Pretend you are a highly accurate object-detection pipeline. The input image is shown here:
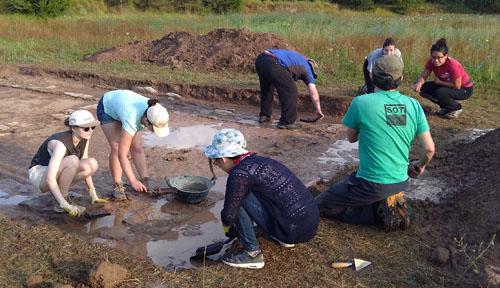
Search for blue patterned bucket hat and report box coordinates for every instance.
[204,129,248,158]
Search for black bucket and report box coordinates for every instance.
[165,176,215,204]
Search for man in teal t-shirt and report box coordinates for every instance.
[315,55,435,231]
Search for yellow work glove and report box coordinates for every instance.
[223,225,238,238]
[223,225,231,235]
[88,188,109,204]
[60,202,82,217]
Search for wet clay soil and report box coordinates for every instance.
[0,70,358,271]
[0,68,498,287]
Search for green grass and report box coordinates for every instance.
[0,11,498,90]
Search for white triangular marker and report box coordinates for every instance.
[354,258,371,271]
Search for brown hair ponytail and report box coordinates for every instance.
[147,99,159,108]
[431,38,448,55]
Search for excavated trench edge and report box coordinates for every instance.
[20,66,353,117]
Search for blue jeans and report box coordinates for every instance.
[235,192,271,252]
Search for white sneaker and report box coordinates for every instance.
[442,109,463,119]
[270,236,295,248]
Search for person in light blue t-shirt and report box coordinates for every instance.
[96,90,170,200]
[316,55,435,232]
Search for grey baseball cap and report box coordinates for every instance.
[373,54,404,79]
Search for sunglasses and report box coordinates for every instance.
[82,126,96,132]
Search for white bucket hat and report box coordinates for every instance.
[68,110,100,127]
[147,103,170,137]
[204,129,248,158]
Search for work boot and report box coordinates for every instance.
[222,250,265,269]
[277,123,300,130]
[377,192,410,232]
[258,115,271,123]
[390,192,410,230]
[111,183,128,201]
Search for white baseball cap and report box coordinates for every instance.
[68,110,100,127]
[146,103,170,137]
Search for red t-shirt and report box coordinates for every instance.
[425,57,473,88]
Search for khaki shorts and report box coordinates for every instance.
[28,165,48,193]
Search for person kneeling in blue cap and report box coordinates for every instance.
[204,129,319,269]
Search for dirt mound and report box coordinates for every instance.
[413,128,500,286]
[85,28,295,72]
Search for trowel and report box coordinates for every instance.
[331,258,371,271]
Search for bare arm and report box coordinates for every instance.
[408,131,435,178]
[308,84,324,119]
[45,140,70,206]
[434,76,462,90]
[118,130,146,192]
[411,69,431,93]
[344,126,358,143]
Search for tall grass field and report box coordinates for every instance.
[0,11,497,89]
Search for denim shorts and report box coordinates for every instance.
[96,96,117,124]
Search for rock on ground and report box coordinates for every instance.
[88,261,128,288]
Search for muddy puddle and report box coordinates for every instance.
[142,124,222,149]
[84,176,229,271]
[0,177,229,271]
[0,179,33,205]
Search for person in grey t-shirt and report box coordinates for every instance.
[361,37,403,94]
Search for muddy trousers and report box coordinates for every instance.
[314,173,408,225]
[420,81,473,111]
[255,53,298,125]
[362,59,375,93]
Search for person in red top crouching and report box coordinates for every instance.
[412,38,473,119]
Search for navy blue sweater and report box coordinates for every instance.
[221,154,319,244]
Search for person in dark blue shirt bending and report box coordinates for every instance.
[204,129,319,269]
[256,49,324,129]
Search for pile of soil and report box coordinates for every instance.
[412,128,500,286]
[85,28,295,72]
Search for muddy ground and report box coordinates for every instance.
[0,65,498,288]
[0,25,500,287]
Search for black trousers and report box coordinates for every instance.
[362,58,375,93]
[255,53,298,125]
[315,172,408,225]
[420,81,473,111]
